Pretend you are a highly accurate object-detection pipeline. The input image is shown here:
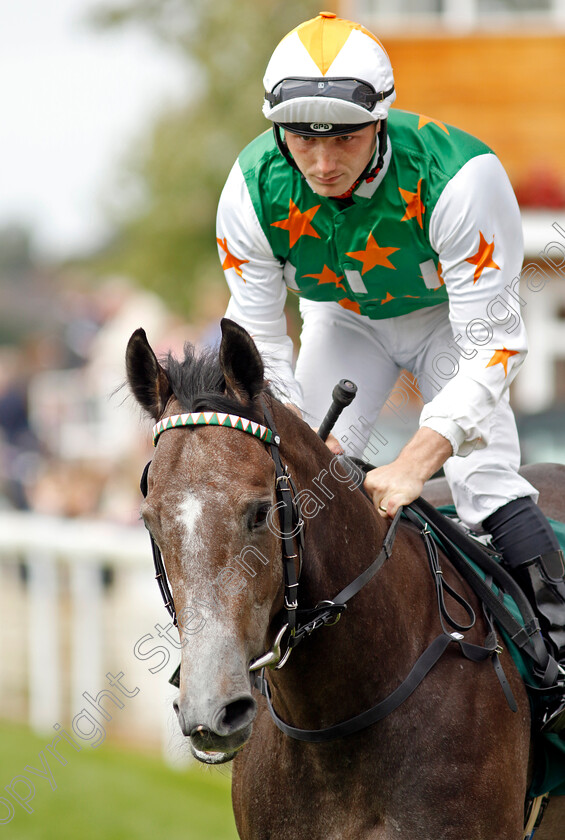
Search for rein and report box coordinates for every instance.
[255,504,509,744]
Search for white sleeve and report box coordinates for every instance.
[420,153,527,456]
[216,159,303,407]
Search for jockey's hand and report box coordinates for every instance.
[312,428,343,456]
[364,462,425,518]
[364,427,453,518]
[324,431,344,456]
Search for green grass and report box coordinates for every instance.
[0,721,239,839]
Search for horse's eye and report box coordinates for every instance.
[249,503,271,530]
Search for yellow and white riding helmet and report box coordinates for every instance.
[263,12,396,139]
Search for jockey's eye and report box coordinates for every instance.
[248,502,272,530]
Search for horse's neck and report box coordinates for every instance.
[270,402,432,727]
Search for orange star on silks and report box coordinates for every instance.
[217,237,249,280]
[304,265,346,291]
[271,200,321,248]
[466,232,501,284]
[486,348,519,377]
[381,292,395,304]
[346,234,399,275]
[338,298,361,314]
[399,179,425,229]
[418,115,450,134]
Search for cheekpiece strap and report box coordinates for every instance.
[261,401,302,634]
[152,411,275,447]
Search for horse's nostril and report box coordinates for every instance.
[190,724,211,739]
[216,696,257,736]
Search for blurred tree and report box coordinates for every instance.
[90,0,321,319]
[0,225,35,275]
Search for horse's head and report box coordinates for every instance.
[126,319,289,763]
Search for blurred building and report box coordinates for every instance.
[348,0,565,198]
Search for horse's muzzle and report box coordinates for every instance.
[173,693,257,764]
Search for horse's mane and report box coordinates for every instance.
[162,342,267,423]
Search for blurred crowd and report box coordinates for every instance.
[0,275,221,524]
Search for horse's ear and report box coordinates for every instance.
[126,328,172,420]
[219,318,265,402]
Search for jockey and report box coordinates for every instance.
[216,12,565,677]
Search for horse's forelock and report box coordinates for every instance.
[162,342,266,421]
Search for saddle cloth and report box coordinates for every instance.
[437,505,565,799]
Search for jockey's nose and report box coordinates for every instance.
[315,144,338,176]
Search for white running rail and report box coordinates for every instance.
[0,511,185,762]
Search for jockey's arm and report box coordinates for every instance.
[365,152,527,516]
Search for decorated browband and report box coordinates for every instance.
[152,411,276,447]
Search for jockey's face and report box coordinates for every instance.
[284,123,378,197]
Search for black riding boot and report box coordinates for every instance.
[484,497,565,732]
[484,497,565,663]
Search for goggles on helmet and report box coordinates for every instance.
[265,77,394,113]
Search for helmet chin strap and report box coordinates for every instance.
[371,120,388,178]
[349,120,387,185]
[273,123,301,173]
[272,120,388,193]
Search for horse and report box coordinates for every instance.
[126,318,565,840]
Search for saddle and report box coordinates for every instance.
[403,495,565,800]
[408,498,560,690]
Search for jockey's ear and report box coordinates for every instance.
[219,318,265,403]
[126,328,172,420]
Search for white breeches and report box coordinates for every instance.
[294,299,537,531]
